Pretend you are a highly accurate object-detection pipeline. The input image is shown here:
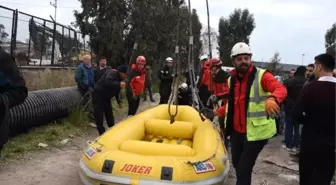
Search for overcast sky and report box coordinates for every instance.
[0,0,335,65]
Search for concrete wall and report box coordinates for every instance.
[19,66,77,91]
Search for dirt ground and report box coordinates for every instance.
[0,96,300,185]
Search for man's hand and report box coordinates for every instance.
[118,103,123,109]
[88,87,94,93]
[120,82,126,88]
[212,105,219,116]
[132,93,138,100]
[265,97,280,118]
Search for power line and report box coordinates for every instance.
[0,1,76,8]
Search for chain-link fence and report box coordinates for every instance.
[0,5,91,66]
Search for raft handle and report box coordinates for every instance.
[101,160,115,173]
[161,166,173,181]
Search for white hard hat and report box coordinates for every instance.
[166,57,173,62]
[179,83,188,89]
[230,42,252,58]
[200,55,208,61]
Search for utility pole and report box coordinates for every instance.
[50,0,57,22]
[301,53,305,65]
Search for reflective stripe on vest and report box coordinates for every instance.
[227,68,276,141]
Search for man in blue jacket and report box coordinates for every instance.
[0,47,28,155]
[75,54,94,96]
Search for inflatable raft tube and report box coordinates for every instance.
[79,105,230,185]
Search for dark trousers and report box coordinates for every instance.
[143,82,154,101]
[159,84,171,104]
[231,131,268,185]
[92,92,114,135]
[198,85,211,108]
[284,112,300,148]
[127,92,140,116]
[299,144,335,185]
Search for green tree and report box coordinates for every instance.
[0,24,9,45]
[325,23,335,58]
[218,8,255,66]
[73,0,202,71]
[267,51,283,76]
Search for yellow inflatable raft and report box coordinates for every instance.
[79,105,230,185]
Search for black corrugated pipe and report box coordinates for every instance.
[8,87,82,134]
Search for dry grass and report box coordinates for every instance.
[21,68,76,91]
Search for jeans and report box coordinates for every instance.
[284,113,300,148]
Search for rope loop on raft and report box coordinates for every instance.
[168,5,181,124]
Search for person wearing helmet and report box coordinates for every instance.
[177,82,192,106]
[208,57,230,130]
[92,65,128,135]
[197,55,212,108]
[221,42,287,185]
[158,57,174,104]
[125,56,146,116]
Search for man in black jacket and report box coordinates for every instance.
[158,57,174,104]
[293,53,335,185]
[282,66,306,152]
[93,56,111,83]
[92,65,128,135]
[303,63,315,87]
[0,47,28,154]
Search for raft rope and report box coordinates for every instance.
[185,0,211,122]
[168,3,181,124]
[185,125,221,165]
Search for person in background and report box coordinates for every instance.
[92,65,128,135]
[209,58,230,129]
[303,63,315,87]
[197,55,212,108]
[177,83,192,106]
[75,54,94,96]
[94,56,111,83]
[282,66,306,152]
[158,57,174,104]
[288,69,295,79]
[126,56,146,116]
[223,42,287,185]
[143,65,155,102]
[0,47,28,155]
[293,53,335,185]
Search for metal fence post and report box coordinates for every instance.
[39,20,46,66]
[28,18,32,61]
[51,21,56,65]
[61,26,64,66]
[74,31,79,64]
[10,9,18,56]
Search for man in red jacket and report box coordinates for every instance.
[222,42,287,185]
[126,56,146,116]
[208,58,230,129]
